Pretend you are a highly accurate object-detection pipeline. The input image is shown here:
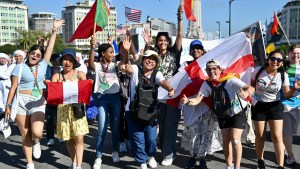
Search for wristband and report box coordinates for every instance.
[5,103,12,107]
[91,47,95,51]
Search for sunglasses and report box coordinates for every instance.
[269,56,283,62]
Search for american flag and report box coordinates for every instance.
[116,24,127,35]
[125,6,142,23]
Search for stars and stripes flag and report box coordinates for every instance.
[125,6,142,23]
[46,80,93,105]
[116,24,127,35]
[158,32,254,109]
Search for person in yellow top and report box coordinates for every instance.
[50,49,89,169]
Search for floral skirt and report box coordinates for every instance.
[57,104,89,140]
[181,110,223,157]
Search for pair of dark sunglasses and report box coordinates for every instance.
[269,56,283,62]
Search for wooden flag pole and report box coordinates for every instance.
[93,21,97,39]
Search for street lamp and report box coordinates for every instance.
[146,15,151,37]
[228,0,235,36]
[216,21,221,39]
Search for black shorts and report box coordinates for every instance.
[218,111,247,129]
[251,101,284,121]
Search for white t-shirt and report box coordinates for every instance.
[94,62,120,94]
[251,66,289,102]
[199,78,246,102]
[125,65,165,111]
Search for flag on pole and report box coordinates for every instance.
[47,80,93,105]
[116,24,127,35]
[125,6,142,23]
[108,32,119,55]
[184,0,196,22]
[265,43,275,54]
[268,12,284,43]
[69,0,111,42]
[158,32,253,109]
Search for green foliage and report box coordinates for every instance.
[15,29,46,50]
[277,44,290,54]
[0,44,18,55]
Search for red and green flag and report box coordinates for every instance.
[268,11,284,43]
[69,0,111,42]
[184,0,196,22]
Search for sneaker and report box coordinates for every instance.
[93,158,102,169]
[26,163,35,169]
[139,163,147,169]
[286,154,297,165]
[199,159,208,169]
[225,166,234,169]
[246,141,255,148]
[119,142,127,153]
[277,166,285,169]
[148,157,157,169]
[161,157,174,166]
[32,142,41,159]
[185,157,196,169]
[68,163,76,169]
[257,159,266,169]
[47,139,55,146]
[112,151,120,163]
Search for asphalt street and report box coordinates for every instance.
[0,119,300,169]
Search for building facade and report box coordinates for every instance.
[29,12,61,35]
[279,0,300,44]
[62,0,117,50]
[0,0,28,46]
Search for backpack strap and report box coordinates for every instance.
[206,80,214,89]
[253,66,265,87]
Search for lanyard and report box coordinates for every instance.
[100,61,109,81]
[29,64,39,88]
[268,72,277,87]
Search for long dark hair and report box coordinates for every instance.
[25,45,45,65]
[154,32,172,53]
[265,49,289,72]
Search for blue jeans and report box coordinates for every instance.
[126,111,157,164]
[158,102,181,158]
[94,93,121,158]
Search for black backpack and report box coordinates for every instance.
[207,80,232,119]
[129,66,159,125]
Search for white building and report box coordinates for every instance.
[0,0,28,46]
[279,0,300,44]
[29,12,60,34]
[62,0,117,50]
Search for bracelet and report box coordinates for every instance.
[91,47,95,51]
[177,15,183,21]
[5,103,12,107]
[168,88,173,92]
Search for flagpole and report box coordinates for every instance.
[123,4,129,29]
[274,10,290,45]
[93,22,96,39]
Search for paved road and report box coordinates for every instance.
[1,119,300,169]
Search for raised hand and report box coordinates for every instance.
[122,35,131,52]
[90,36,96,48]
[107,35,114,45]
[142,29,151,44]
[53,19,65,31]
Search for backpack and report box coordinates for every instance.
[115,66,130,102]
[207,80,233,119]
[129,66,159,125]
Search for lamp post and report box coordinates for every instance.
[146,15,151,37]
[216,21,220,39]
[228,0,235,36]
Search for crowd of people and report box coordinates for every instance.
[1,2,300,169]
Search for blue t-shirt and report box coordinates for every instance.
[12,59,49,90]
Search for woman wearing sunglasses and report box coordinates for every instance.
[251,49,300,169]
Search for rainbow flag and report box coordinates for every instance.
[184,0,196,22]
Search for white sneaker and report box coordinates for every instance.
[47,139,55,146]
[93,158,102,169]
[139,163,148,169]
[26,163,35,169]
[148,157,157,169]
[286,154,297,165]
[68,163,76,169]
[119,142,127,153]
[161,158,173,166]
[32,142,41,159]
[112,151,120,162]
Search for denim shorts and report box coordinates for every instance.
[17,93,46,115]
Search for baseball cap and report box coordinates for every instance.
[190,40,203,50]
[206,59,221,68]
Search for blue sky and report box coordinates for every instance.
[25,0,287,37]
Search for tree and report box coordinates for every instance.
[0,44,18,54]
